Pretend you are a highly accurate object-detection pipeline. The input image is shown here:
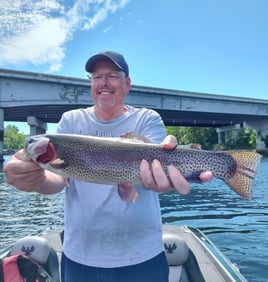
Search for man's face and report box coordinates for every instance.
[91,60,131,112]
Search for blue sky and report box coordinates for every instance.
[1,0,267,132]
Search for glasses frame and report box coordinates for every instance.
[89,71,126,83]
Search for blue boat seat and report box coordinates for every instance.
[9,236,60,282]
[163,232,190,282]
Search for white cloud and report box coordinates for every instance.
[103,26,112,33]
[0,0,128,71]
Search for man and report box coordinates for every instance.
[3,51,212,281]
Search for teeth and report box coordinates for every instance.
[98,88,113,94]
[99,91,112,95]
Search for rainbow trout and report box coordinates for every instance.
[24,133,261,201]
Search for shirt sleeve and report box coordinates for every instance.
[137,109,166,144]
[56,111,74,134]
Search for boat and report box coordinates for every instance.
[0,225,247,282]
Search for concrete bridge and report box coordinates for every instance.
[1,68,268,158]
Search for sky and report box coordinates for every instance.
[1,0,267,133]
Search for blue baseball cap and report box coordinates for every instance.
[85,51,129,76]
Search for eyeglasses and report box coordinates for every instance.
[90,71,126,83]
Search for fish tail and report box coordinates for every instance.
[223,151,261,199]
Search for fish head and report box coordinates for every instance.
[24,135,57,163]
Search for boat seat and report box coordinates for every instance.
[9,236,60,282]
[163,232,190,282]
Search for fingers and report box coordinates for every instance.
[3,155,45,192]
[199,171,213,182]
[8,170,46,192]
[14,149,27,160]
[149,160,173,192]
[167,165,190,195]
[140,159,189,194]
[140,159,158,190]
[161,135,177,151]
[140,159,169,191]
[140,159,212,195]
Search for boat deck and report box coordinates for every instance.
[42,225,246,282]
[162,225,244,282]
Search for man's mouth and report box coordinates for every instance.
[97,88,114,95]
[98,91,113,95]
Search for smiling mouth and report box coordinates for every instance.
[97,86,115,94]
[98,90,114,95]
[99,92,112,95]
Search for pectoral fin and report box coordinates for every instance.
[118,183,138,202]
[50,158,66,169]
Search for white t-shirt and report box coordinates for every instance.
[57,105,166,267]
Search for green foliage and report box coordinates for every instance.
[4,125,26,150]
[166,126,256,150]
[166,126,218,149]
[225,129,256,149]
[248,130,257,147]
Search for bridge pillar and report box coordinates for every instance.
[216,124,241,145]
[0,108,4,161]
[27,116,47,136]
[243,121,268,152]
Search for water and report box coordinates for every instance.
[0,157,267,281]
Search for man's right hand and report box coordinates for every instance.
[3,149,47,192]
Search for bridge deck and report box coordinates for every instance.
[1,68,268,127]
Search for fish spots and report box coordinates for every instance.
[25,133,261,200]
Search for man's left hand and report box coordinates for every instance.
[140,135,213,194]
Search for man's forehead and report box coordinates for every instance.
[92,60,121,72]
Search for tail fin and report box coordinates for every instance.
[223,151,261,199]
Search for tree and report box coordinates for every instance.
[4,125,25,150]
[166,126,256,150]
[166,126,218,149]
[225,129,256,149]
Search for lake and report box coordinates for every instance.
[0,156,267,281]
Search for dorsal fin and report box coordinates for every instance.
[119,132,152,143]
[177,143,202,150]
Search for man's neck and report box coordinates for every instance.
[93,105,128,121]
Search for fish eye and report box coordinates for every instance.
[27,138,34,144]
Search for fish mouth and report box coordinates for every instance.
[37,142,57,163]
